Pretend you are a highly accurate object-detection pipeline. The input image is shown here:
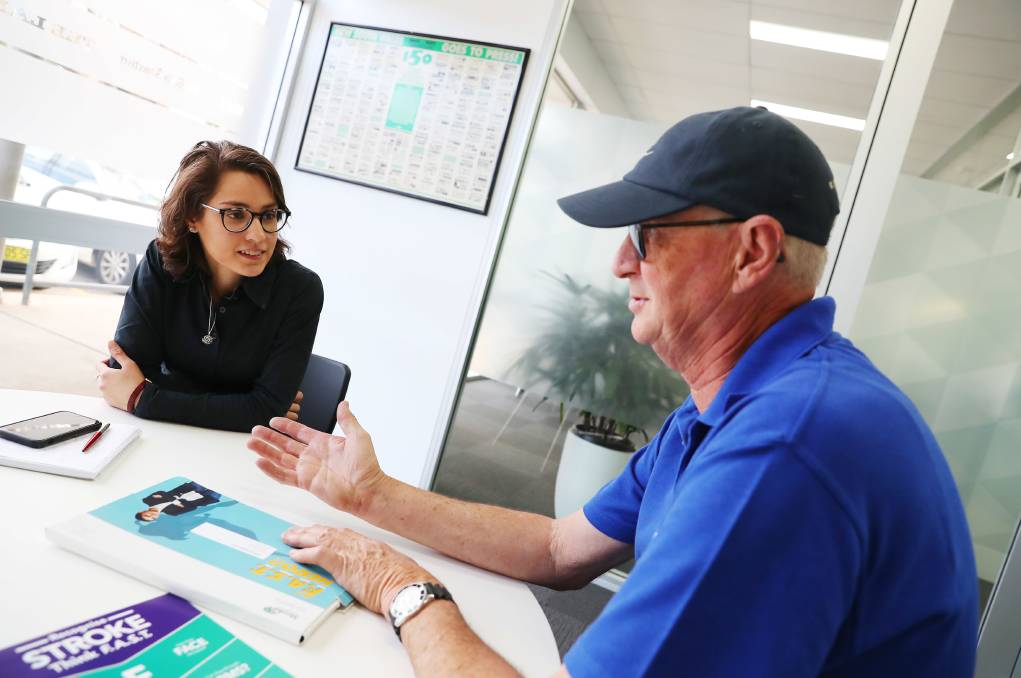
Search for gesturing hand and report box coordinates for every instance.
[247,402,388,516]
[95,340,144,411]
[283,524,435,616]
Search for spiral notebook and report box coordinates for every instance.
[0,423,139,479]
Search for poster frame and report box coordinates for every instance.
[294,21,531,215]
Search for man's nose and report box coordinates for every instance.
[612,233,639,278]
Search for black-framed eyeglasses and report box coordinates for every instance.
[627,218,743,260]
[200,203,291,233]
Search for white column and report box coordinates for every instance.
[0,138,26,303]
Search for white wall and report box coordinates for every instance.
[270,0,569,486]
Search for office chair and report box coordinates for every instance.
[297,354,352,433]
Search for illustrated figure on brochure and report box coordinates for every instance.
[133,480,258,544]
[135,480,223,521]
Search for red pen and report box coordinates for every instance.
[82,423,110,453]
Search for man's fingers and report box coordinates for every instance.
[250,425,307,457]
[268,416,322,445]
[246,437,299,470]
[336,401,364,437]
[289,545,327,566]
[283,525,332,548]
[255,458,298,486]
[288,402,300,414]
[294,391,304,403]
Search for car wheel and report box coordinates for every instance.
[97,250,136,285]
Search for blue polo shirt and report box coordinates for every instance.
[564,297,977,677]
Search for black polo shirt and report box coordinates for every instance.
[113,240,324,432]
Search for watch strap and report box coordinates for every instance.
[422,582,453,603]
[392,582,454,639]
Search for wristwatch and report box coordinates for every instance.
[388,582,454,639]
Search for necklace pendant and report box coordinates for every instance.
[202,334,215,345]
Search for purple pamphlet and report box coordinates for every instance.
[0,594,291,677]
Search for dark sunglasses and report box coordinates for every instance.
[627,218,744,260]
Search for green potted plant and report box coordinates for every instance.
[508,272,689,516]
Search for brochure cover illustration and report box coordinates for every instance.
[0,594,292,677]
[47,477,353,644]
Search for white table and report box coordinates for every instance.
[0,390,560,677]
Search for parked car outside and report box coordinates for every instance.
[5,149,159,286]
[2,162,79,285]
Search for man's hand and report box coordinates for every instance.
[96,340,144,410]
[286,390,303,421]
[247,402,388,516]
[283,524,435,616]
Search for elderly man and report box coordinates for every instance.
[247,106,977,677]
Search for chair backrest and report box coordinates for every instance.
[297,354,351,433]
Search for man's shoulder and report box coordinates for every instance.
[713,337,937,486]
[737,337,914,431]
[717,337,945,509]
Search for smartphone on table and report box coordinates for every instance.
[0,411,102,448]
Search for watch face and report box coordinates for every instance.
[391,584,427,621]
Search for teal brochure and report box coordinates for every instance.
[90,477,354,609]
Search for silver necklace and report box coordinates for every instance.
[202,297,217,345]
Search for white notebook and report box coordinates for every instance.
[0,423,139,479]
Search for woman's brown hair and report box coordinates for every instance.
[158,140,290,278]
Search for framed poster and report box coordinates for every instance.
[295,23,530,214]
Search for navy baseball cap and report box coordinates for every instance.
[557,106,840,246]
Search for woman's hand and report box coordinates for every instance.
[283,524,436,616]
[247,402,389,517]
[96,341,144,411]
[286,390,303,421]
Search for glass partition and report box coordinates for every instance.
[0,0,300,286]
[435,106,679,518]
[842,0,1021,612]
[433,0,904,597]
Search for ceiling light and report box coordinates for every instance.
[750,20,888,61]
[751,100,866,131]
[1008,152,1016,161]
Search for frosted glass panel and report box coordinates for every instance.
[849,177,1021,584]
[0,0,282,181]
[845,0,1021,604]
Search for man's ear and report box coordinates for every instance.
[732,214,784,294]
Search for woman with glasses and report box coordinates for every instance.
[95,140,324,432]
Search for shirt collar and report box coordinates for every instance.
[697,296,836,427]
[178,257,278,310]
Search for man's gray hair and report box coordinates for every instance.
[782,235,828,290]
